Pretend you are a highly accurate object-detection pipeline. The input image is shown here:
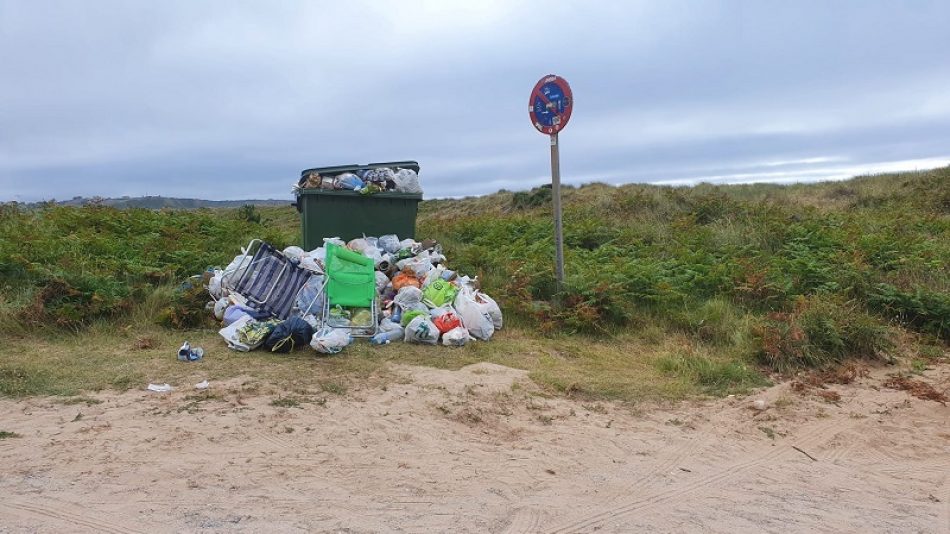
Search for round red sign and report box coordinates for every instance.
[529,75,573,135]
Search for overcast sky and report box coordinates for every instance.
[2,1,949,201]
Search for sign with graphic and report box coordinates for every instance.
[529,74,573,134]
[528,74,573,296]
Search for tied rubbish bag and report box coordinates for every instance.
[431,306,462,333]
[393,168,422,194]
[404,315,439,345]
[375,271,390,293]
[282,246,305,262]
[393,286,423,309]
[378,234,401,254]
[219,315,254,352]
[455,291,495,341]
[442,326,470,347]
[213,297,229,320]
[400,309,429,328]
[397,254,433,278]
[264,317,314,353]
[392,269,421,291]
[364,167,396,184]
[310,327,353,354]
[422,279,458,308]
[476,292,503,330]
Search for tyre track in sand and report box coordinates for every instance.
[823,431,860,464]
[942,470,950,534]
[502,506,542,534]
[538,424,720,529]
[613,431,713,502]
[546,416,857,533]
[0,500,148,534]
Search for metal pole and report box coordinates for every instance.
[550,132,565,296]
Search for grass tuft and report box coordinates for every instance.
[656,351,769,396]
[270,396,303,408]
[319,380,348,396]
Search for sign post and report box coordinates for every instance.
[529,74,573,296]
[550,132,564,289]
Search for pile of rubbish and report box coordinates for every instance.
[293,167,422,196]
[205,235,502,355]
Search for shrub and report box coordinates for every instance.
[420,169,948,348]
[754,297,892,372]
[156,283,217,329]
[0,204,292,328]
[510,187,552,210]
[732,261,789,310]
[238,204,261,223]
[869,284,950,340]
[689,191,736,225]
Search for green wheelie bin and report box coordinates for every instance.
[294,161,423,250]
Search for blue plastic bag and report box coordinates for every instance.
[336,173,364,190]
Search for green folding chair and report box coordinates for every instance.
[321,243,378,337]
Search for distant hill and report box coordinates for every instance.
[27,196,291,209]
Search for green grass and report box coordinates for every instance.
[655,350,770,396]
[0,322,708,403]
[1,167,948,402]
[0,430,22,439]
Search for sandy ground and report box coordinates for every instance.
[0,361,948,534]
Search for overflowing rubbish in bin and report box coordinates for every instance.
[205,235,502,354]
[293,165,422,196]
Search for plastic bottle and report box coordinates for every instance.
[371,330,403,345]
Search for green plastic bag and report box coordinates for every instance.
[400,309,429,327]
[422,279,459,307]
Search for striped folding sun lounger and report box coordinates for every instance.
[229,241,313,320]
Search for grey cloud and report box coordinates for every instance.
[2,1,949,202]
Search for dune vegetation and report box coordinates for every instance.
[0,167,947,401]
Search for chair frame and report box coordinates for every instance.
[223,239,315,320]
[318,245,378,338]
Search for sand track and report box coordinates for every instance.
[1,362,947,533]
